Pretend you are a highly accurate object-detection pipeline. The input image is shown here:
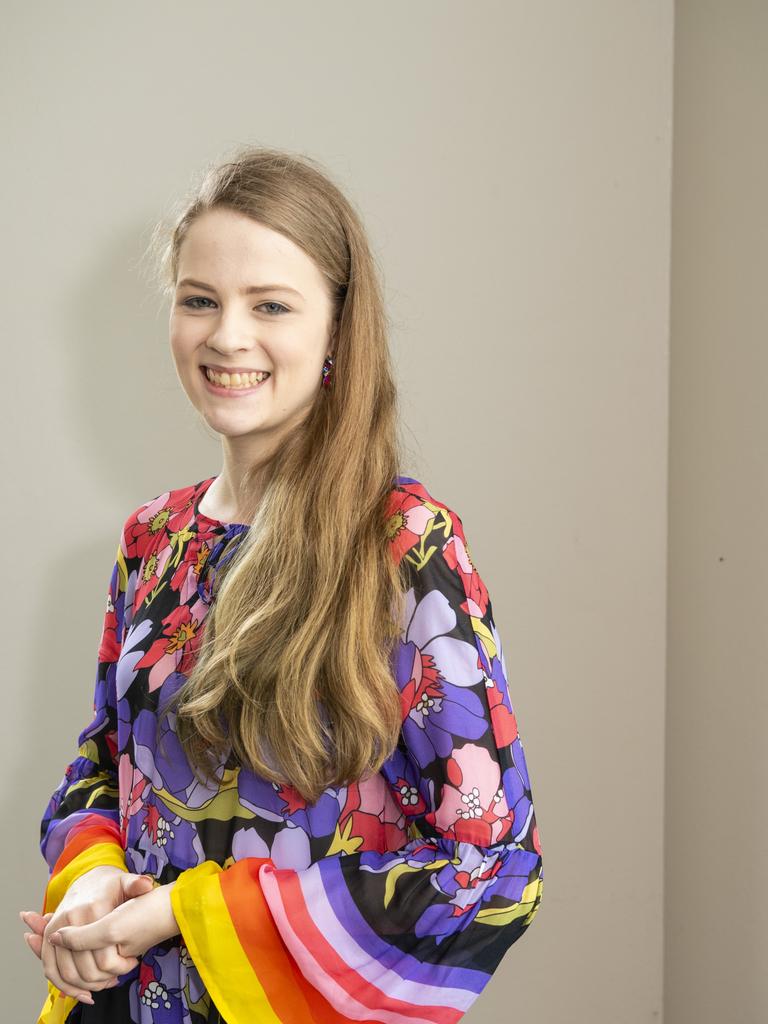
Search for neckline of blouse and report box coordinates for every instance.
[192,472,413,532]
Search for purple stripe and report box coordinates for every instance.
[298,863,474,1011]
[317,854,489,995]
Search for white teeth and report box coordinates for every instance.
[204,367,270,388]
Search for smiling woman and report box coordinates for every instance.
[166,204,339,460]
[29,145,544,1024]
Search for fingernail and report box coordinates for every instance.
[49,932,61,945]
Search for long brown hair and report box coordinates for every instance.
[145,146,410,804]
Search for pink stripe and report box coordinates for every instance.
[296,865,472,1012]
[259,865,446,1024]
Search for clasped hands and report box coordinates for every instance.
[19,865,180,1006]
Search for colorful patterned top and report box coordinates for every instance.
[37,474,544,1024]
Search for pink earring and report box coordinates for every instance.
[321,355,334,390]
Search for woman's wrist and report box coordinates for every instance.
[156,882,181,940]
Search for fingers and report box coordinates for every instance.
[121,874,155,900]
[48,940,126,998]
[20,910,52,961]
[92,944,140,975]
[23,908,139,977]
[23,928,136,977]
[20,910,50,935]
[40,933,96,1005]
[23,931,43,959]
[52,943,119,988]
[19,913,44,958]
[40,915,137,990]
[29,878,151,1001]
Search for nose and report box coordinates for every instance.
[207,331,253,354]
[206,308,258,353]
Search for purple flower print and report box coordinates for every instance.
[395,585,490,769]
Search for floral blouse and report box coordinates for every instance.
[36,474,544,1024]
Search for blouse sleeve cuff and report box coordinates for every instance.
[42,818,127,915]
[170,858,344,1024]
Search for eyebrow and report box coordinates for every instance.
[176,277,304,299]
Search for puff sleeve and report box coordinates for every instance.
[169,488,544,1024]
[38,511,140,915]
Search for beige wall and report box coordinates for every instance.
[2,2,762,1022]
[666,2,768,1022]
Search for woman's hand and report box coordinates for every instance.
[19,866,155,1004]
[48,879,180,962]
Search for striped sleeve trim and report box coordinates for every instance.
[170,858,479,1024]
[42,816,126,915]
[171,859,357,1024]
[259,861,467,1024]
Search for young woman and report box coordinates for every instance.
[20,146,544,1024]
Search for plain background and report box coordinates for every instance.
[2,1,765,1021]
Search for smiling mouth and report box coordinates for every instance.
[202,366,271,390]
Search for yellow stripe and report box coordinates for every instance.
[171,862,283,1024]
[36,984,78,1024]
[44,842,127,914]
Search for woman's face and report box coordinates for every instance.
[169,206,336,450]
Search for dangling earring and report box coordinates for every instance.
[321,354,334,390]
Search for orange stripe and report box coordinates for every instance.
[220,859,353,1023]
[171,862,284,1024]
[50,817,123,877]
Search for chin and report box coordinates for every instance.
[204,414,270,437]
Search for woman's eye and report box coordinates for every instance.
[181,297,288,315]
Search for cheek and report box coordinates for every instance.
[286,365,322,396]
[168,329,197,369]
[287,347,325,381]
